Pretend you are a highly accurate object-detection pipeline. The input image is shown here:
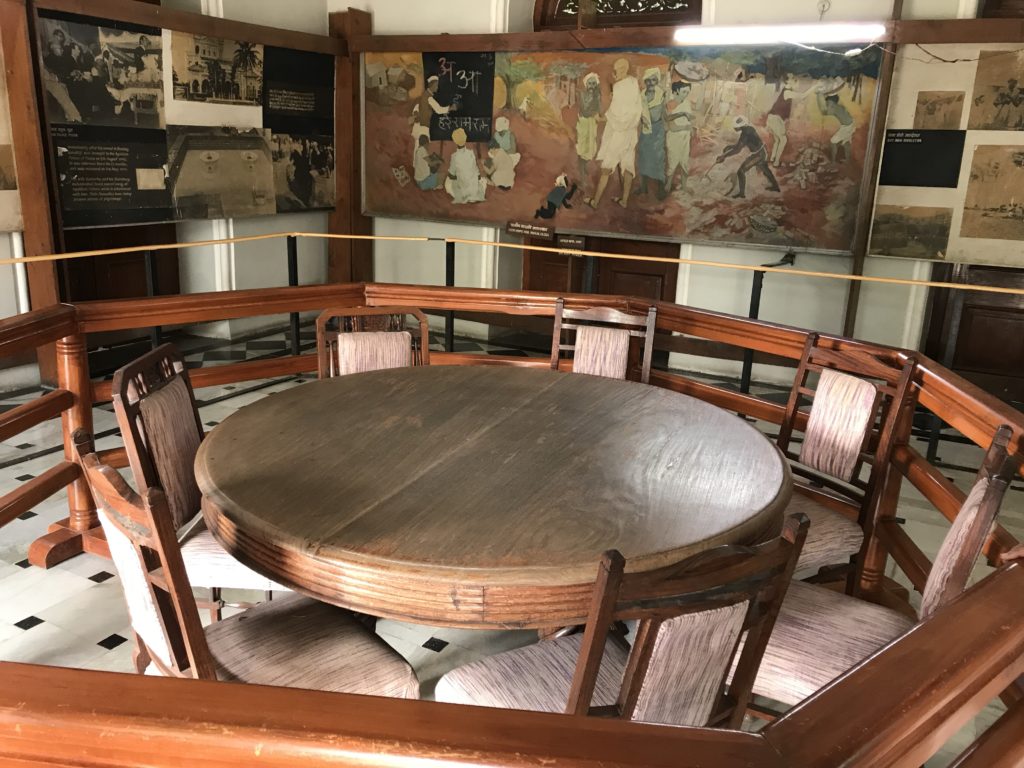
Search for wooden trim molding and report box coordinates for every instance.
[32,0,345,55]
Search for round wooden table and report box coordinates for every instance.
[196,366,791,629]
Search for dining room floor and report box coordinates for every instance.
[0,325,1020,764]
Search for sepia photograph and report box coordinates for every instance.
[961,144,1024,240]
[38,13,163,128]
[0,45,22,232]
[913,90,964,130]
[271,133,335,211]
[171,32,263,106]
[870,204,952,259]
[967,49,1024,130]
[167,125,275,220]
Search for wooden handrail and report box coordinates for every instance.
[948,698,1024,768]
[0,461,79,528]
[0,304,76,359]
[0,389,73,442]
[0,565,1020,767]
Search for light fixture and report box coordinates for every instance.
[673,22,886,47]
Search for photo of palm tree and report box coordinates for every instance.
[171,32,263,106]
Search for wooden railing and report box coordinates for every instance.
[5,279,1023,594]
[1,562,1021,767]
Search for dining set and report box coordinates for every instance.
[77,298,1021,727]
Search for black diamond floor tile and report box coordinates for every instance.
[14,443,33,450]
[97,633,128,650]
[88,571,115,584]
[17,511,37,520]
[15,474,34,482]
[15,616,43,630]
[422,637,449,653]
[15,559,30,568]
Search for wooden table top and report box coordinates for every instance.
[196,366,790,628]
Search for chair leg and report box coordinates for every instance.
[131,633,151,675]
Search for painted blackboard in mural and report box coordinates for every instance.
[420,53,496,144]
[362,46,882,252]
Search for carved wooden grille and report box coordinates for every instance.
[535,0,701,29]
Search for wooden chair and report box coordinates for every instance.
[550,299,657,384]
[316,306,430,379]
[75,431,419,698]
[748,425,1021,709]
[435,514,808,729]
[777,334,917,583]
[112,344,286,621]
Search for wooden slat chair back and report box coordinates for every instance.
[917,424,1019,620]
[550,298,657,384]
[316,306,430,379]
[778,335,918,522]
[74,431,216,679]
[568,513,809,729]
[111,344,204,532]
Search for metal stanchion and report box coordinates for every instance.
[739,251,795,394]
[143,250,162,349]
[287,235,300,356]
[445,241,455,353]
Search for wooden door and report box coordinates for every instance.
[523,235,679,303]
[924,264,1024,406]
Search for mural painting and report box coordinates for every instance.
[362,46,882,252]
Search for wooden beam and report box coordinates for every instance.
[328,9,373,284]
[843,0,903,338]
[350,19,1024,55]
[32,0,344,55]
[0,0,60,383]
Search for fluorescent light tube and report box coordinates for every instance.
[673,23,887,46]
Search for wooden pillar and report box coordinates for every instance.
[842,0,904,338]
[28,333,105,568]
[0,0,61,384]
[328,8,374,284]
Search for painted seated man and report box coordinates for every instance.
[445,128,487,204]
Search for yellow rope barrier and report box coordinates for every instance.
[3,230,1023,298]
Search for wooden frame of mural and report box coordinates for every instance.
[361,44,885,255]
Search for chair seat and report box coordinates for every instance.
[751,580,914,707]
[204,594,419,698]
[788,491,864,577]
[435,633,627,713]
[181,527,288,593]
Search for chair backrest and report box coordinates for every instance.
[918,425,1020,620]
[316,306,430,379]
[566,513,809,729]
[777,334,917,517]
[112,344,205,532]
[550,298,657,384]
[74,430,216,680]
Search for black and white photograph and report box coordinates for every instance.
[38,12,163,128]
[167,125,275,220]
[271,133,335,211]
[171,32,263,106]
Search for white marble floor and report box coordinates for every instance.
[0,334,1019,764]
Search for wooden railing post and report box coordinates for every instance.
[28,333,106,568]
